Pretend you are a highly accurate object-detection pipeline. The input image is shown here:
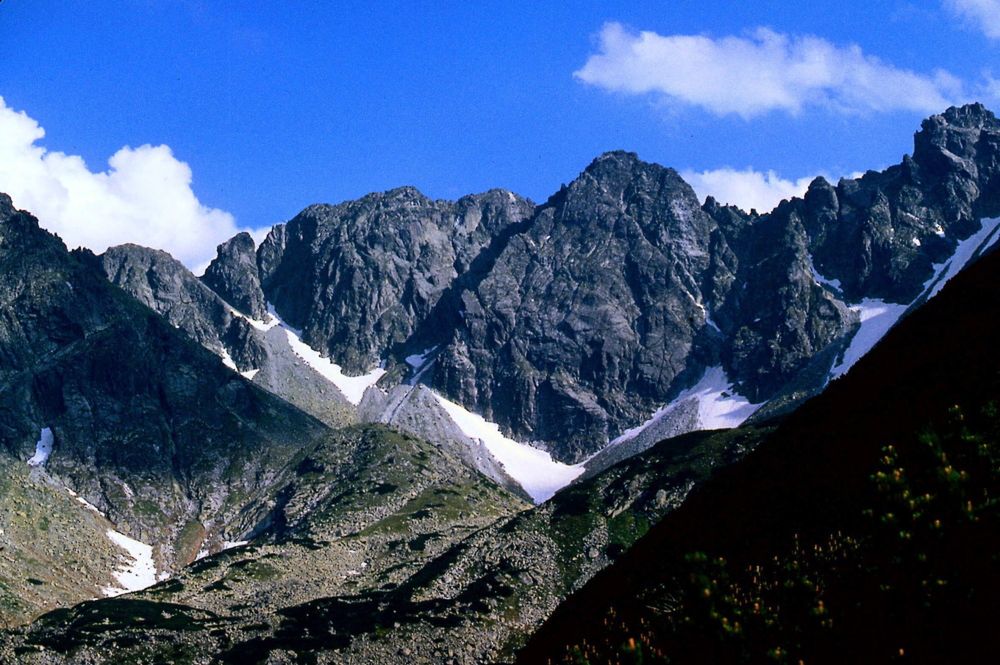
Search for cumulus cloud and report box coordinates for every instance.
[575,23,964,118]
[682,167,837,214]
[0,96,245,270]
[945,0,1000,39]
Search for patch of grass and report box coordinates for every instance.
[606,511,650,552]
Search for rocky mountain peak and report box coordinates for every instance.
[939,102,999,130]
[257,186,534,373]
[202,231,268,320]
[100,244,241,355]
[584,149,641,172]
[575,150,695,207]
[913,102,1000,177]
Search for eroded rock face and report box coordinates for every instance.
[433,152,723,461]
[257,187,535,374]
[242,105,1000,462]
[100,244,355,430]
[803,103,1000,304]
[100,244,246,359]
[201,232,268,320]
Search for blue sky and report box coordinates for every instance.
[0,1,998,267]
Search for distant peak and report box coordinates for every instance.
[913,103,999,169]
[936,102,998,130]
[585,150,641,171]
[580,150,673,185]
[382,185,429,201]
[218,231,256,252]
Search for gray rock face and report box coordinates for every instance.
[802,103,1000,303]
[257,187,534,374]
[100,244,251,363]
[709,201,856,401]
[201,232,268,320]
[100,244,355,429]
[241,105,1000,463]
[434,152,722,462]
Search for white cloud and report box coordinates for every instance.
[682,168,830,213]
[945,0,1000,39]
[575,23,964,118]
[0,96,245,269]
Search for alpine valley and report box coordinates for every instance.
[1,104,999,664]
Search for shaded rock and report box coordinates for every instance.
[202,231,268,320]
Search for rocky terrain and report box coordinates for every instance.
[0,104,998,663]
[0,197,347,596]
[1,423,766,664]
[250,104,999,464]
[92,105,1000,476]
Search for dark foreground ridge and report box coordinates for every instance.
[520,209,1000,663]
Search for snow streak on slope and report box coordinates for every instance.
[431,391,584,503]
[609,366,762,447]
[27,427,53,467]
[266,304,386,405]
[103,529,157,597]
[219,348,238,371]
[228,306,279,332]
[405,346,439,384]
[924,217,1000,300]
[807,254,843,291]
[831,217,1000,378]
[218,347,259,380]
[831,300,910,378]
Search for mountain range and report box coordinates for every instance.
[0,103,998,663]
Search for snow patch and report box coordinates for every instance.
[406,346,439,384]
[103,529,157,596]
[267,304,385,405]
[924,217,1000,301]
[219,348,238,371]
[807,254,842,291]
[223,540,249,550]
[27,428,54,467]
[77,497,102,514]
[609,366,762,447]
[241,368,259,381]
[405,347,437,369]
[831,217,1000,378]
[431,391,584,503]
[228,306,279,332]
[830,300,909,378]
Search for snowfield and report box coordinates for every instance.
[924,217,1000,300]
[831,299,910,378]
[103,529,158,597]
[431,391,584,503]
[405,346,439,384]
[267,304,386,405]
[27,428,54,467]
[609,366,762,447]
